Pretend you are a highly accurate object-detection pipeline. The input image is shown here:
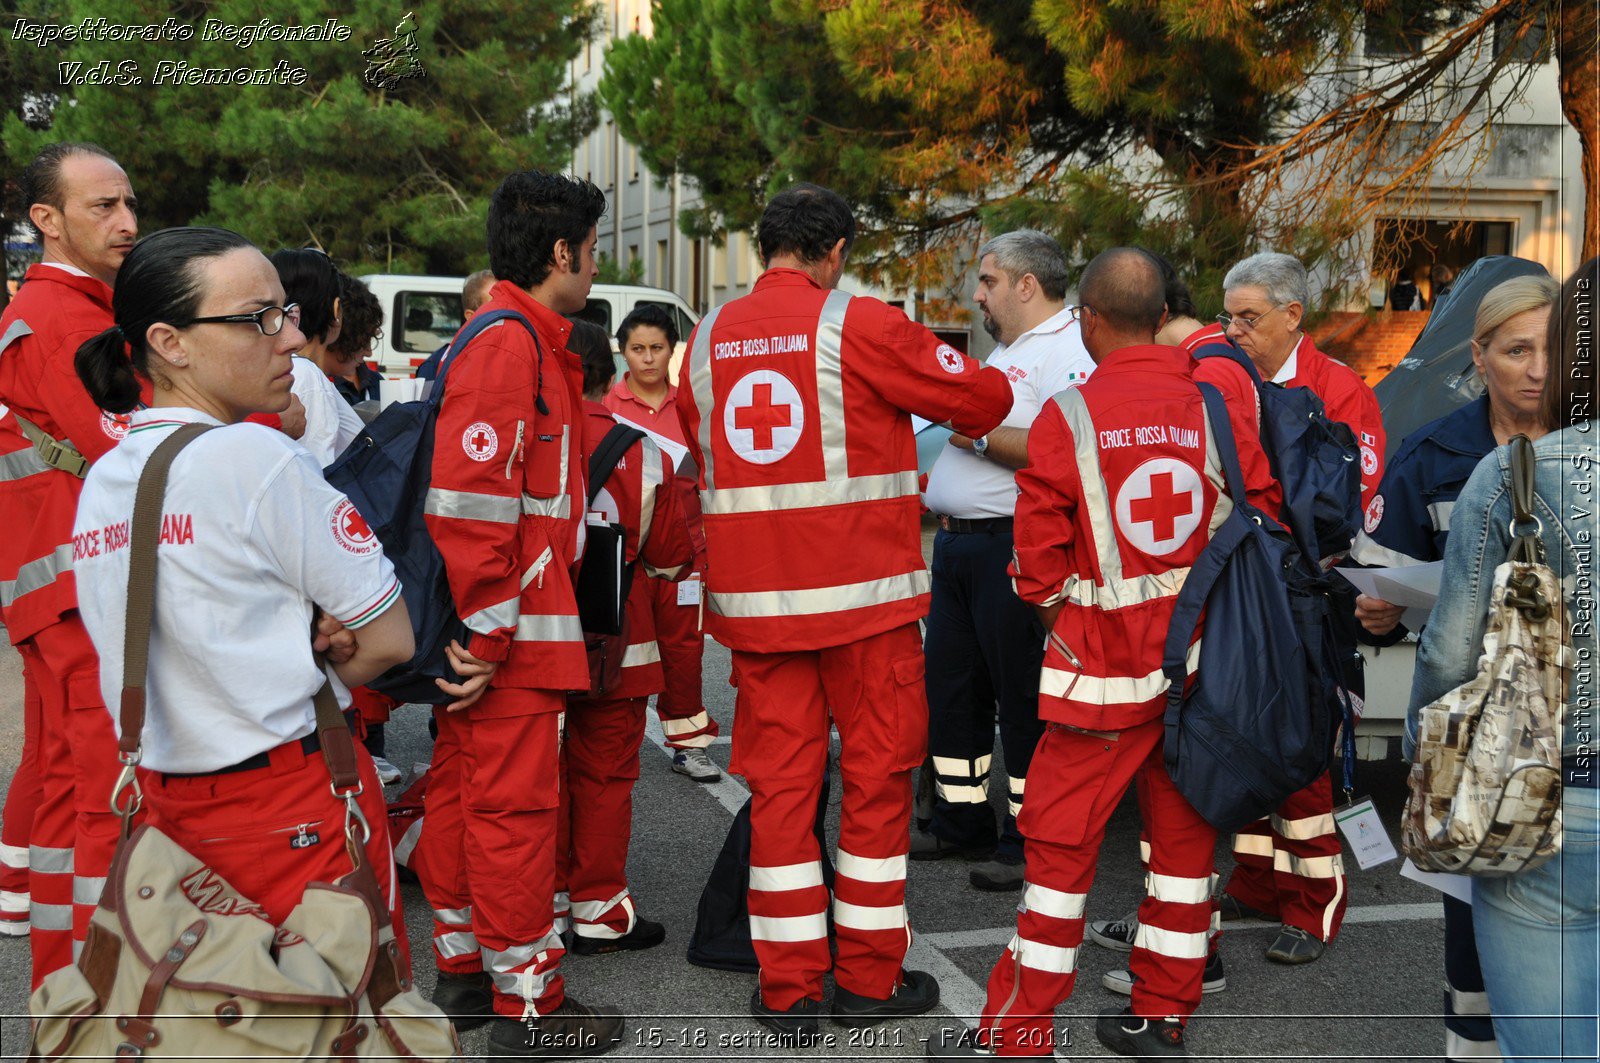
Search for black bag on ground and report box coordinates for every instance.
[1161,384,1333,832]
[686,774,836,972]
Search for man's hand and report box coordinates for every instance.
[436,639,499,712]
[312,610,358,663]
[1034,601,1064,633]
[1355,593,1405,636]
[948,433,976,451]
[279,394,307,440]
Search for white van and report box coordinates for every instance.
[359,274,699,374]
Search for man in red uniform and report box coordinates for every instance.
[678,184,1012,1038]
[415,170,621,1058]
[557,324,692,952]
[602,304,719,781]
[928,248,1280,1061]
[1214,251,1384,964]
[0,143,139,983]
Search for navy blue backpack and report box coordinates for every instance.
[1193,341,1361,564]
[1161,385,1332,832]
[323,309,547,705]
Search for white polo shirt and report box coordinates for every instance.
[923,306,1096,519]
[74,407,401,773]
[289,356,365,467]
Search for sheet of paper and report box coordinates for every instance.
[1339,562,1444,628]
[1334,798,1398,869]
[611,414,691,472]
[1399,859,1473,904]
[677,577,702,606]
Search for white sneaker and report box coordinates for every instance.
[370,755,403,785]
[672,748,720,782]
[0,918,28,937]
[1102,951,1227,995]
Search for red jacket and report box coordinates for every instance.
[576,401,691,700]
[1277,334,1386,511]
[0,265,147,644]
[425,281,589,696]
[679,268,1013,652]
[1011,344,1280,730]
[603,379,707,572]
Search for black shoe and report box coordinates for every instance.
[925,1025,996,1058]
[431,970,494,1032]
[1217,894,1273,922]
[833,969,940,1027]
[968,857,1024,892]
[751,989,823,1044]
[910,830,993,862]
[486,998,625,1058]
[1096,1006,1189,1057]
[570,917,666,955]
[1265,924,1326,964]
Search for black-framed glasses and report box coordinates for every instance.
[1066,304,1099,322]
[1217,304,1285,333]
[189,303,302,336]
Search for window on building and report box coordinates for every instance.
[1494,0,1551,63]
[655,240,670,286]
[1374,217,1516,306]
[628,143,639,183]
[1363,12,1429,56]
[628,244,640,266]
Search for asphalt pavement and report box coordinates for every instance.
[0,618,1454,1062]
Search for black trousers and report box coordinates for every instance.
[923,527,1045,861]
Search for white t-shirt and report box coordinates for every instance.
[74,407,401,773]
[923,307,1096,519]
[289,357,364,467]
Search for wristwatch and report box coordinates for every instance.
[972,434,990,458]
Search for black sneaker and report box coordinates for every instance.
[924,1025,997,1058]
[1101,951,1226,996]
[751,989,823,1044]
[968,857,1024,892]
[910,830,993,862]
[486,998,625,1058]
[1095,1006,1188,1058]
[1265,924,1326,964]
[1217,894,1273,922]
[570,916,666,956]
[1087,908,1140,951]
[833,969,940,1027]
[431,970,494,1032]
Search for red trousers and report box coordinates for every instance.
[980,720,1216,1057]
[17,615,122,987]
[557,696,646,942]
[1223,769,1347,942]
[731,622,925,1010]
[0,661,42,933]
[650,575,717,749]
[138,734,407,970]
[416,692,566,1019]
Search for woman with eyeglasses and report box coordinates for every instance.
[70,227,416,951]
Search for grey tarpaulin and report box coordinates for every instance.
[1373,255,1553,458]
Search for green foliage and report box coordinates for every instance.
[4,0,599,274]
[596,251,644,284]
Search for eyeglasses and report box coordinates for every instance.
[188,303,302,336]
[1066,304,1099,322]
[1217,304,1285,333]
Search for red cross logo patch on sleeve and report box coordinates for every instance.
[1360,444,1379,477]
[935,344,965,375]
[723,369,804,464]
[462,422,498,462]
[330,499,381,555]
[1115,458,1204,556]
[1364,494,1385,534]
[100,411,131,441]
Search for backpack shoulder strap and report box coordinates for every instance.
[588,423,647,507]
[1198,383,1249,507]
[1193,340,1264,389]
[434,309,550,415]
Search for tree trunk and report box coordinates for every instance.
[1558,0,1600,261]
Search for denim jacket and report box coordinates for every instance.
[1408,425,1598,759]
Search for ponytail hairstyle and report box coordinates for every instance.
[568,318,616,398]
[76,226,255,413]
[269,247,342,341]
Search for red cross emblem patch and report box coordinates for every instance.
[330,500,381,555]
[100,411,131,441]
[723,369,804,464]
[462,421,498,462]
[1115,458,1204,556]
